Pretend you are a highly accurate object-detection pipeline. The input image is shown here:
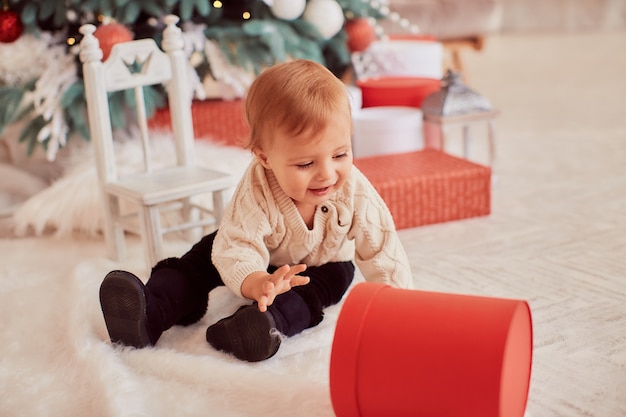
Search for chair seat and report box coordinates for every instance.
[104,166,234,206]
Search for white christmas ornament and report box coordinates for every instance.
[302,0,345,40]
[270,0,306,20]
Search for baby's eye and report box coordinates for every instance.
[334,152,348,159]
[296,162,313,169]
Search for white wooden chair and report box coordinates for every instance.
[79,15,235,267]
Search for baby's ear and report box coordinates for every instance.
[252,147,271,169]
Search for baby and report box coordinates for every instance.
[99,59,413,362]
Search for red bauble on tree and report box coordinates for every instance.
[345,18,377,53]
[93,21,134,60]
[0,6,23,43]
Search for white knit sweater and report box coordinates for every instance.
[212,158,413,298]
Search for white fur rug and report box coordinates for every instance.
[0,236,358,417]
[11,131,254,237]
[0,134,358,416]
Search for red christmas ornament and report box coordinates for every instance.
[0,7,23,43]
[345,18,376,53]
[93,22,134,60]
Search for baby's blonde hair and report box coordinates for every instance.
[243,59,351,150]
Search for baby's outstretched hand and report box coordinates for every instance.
[242,264,310,312]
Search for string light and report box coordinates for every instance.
[64,8,78,46]
[209,0,250,19]
[366,0,420,40]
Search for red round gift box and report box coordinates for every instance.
[330,282,533,417]
[357,76,441,108]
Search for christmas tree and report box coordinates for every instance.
[0,0,390,160]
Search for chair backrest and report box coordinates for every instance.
[79,15,195,183]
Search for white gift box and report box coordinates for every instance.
[353,37,444,80]
[352,106,424,158]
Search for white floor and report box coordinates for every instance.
[398,30,626,416]
[1,30,625,416]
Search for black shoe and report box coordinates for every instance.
[99,270,155,348]
[206,304,281,362]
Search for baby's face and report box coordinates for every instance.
[254,111,353,210]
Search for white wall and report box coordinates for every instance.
[387,0,626,33]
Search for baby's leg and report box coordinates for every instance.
[205,261,354,361]
[100,231,225,348]
[284,261,355,331]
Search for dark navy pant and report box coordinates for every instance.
[145,231,355,337]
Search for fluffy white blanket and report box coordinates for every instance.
[0,241,355,417]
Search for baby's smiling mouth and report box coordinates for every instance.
[310,186,331,195]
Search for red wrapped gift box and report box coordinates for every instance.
[354,149,491,229]
[149,99,248,147]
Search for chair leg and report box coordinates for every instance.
[140,205,164,268]
[183,196,202,242]
[212,190,225,225]
[102,192,126,261]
